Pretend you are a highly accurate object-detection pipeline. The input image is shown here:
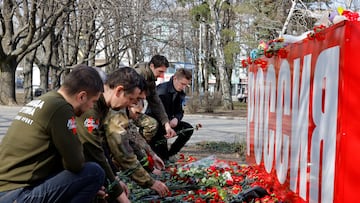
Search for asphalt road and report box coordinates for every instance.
[0,105,247,144]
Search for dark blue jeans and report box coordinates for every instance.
[0,162,105,203]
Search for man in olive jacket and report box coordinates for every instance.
[0,65,105,203]
[134,55,176,139]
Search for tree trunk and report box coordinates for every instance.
[23,63,34,104]
[24,50,37,103]
[39,65,49,93]
[50,66,61,90]
[279,0,297,37]
[215,68,221,92]
[203,23,210,93]
[209,0,233,110]
[0,57,18,105]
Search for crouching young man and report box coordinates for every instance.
[0,65,105,203]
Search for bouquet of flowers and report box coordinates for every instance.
[124,154,298,203]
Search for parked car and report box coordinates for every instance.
[34,88,44,97]
[16,78,24,88]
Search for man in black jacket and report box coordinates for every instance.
[147,68,193,161]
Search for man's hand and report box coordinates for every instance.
[114,177,130,197]
[169,118,178,128]
[152,154,165,170]
[119,181,129,197]
[152,168,162,176]
[116,192,131,203]
[96,186,108,200]
[151,180,169,197]
[164,122,176,139]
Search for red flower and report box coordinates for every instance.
[313,25,326,33]
[228,161,238,166]
[226,179,234,186]
[342,10,359,21]
[146,152,154,169]
[183,194,195,201]
[232,184,242,194]
[186,156,196,162]
[264,50,274,58]
[241,59,248,68]
[195,197,206,203]
[232,175,244,183]
[306,25,326,41]
[195,123,202,130]
[307,32,315,40]
[260,60,268,69]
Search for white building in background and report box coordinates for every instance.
[156,62,195,84]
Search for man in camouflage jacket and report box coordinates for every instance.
[104,108,168,197]
[127,100,165,174]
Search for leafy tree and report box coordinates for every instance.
[187,0,238,110]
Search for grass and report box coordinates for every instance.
[181,140,247,163]
[195,141,245,153]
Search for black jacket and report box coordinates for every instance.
[155,76,185,122]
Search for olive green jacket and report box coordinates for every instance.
[77,96,123,200]
[134,63,169,125]
[0,91,84,192]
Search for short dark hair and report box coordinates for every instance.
[149,55,169,68]
[62,64,104,97]
[174,68,192,80]
[105,66,147,94]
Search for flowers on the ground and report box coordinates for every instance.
[124,154,298,202]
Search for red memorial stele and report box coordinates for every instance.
[246,21,360,203]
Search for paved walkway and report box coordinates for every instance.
[0,105,247,144]
[0,105,22,139]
